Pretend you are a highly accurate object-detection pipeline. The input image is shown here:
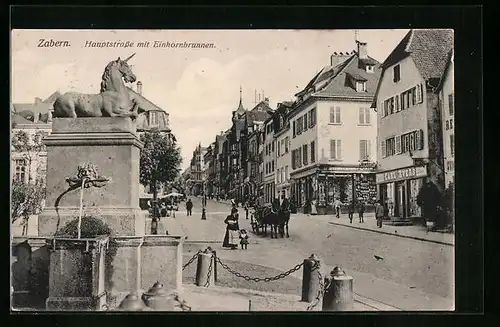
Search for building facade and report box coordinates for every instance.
[273,102,293,200]
[263,116,276,204]
[438,50,455,188]
[289,41,380,214]
[372,29,453,220]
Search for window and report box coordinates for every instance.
[448,93,454,115]
[383,100,389,117]
[393,64,401,82]
[411,87,417,106]
[330,106,341,124]
[359,140,371,160]
[356,81,367,92]
[297,117,303,135]
[291,150,296,169]
[450,134,454,156]
[309,108,316,128]
[449,119,453,130]
[272,160,275,172]
[330,139,342,160]
[416,84,423,103]
[381,141,387,158]
[150,111,159,126]
[409,133,415,152]
[385,137,396,157]
[303,144,308,165]
[285,137,289,153]
[277,140,281,157]
[303,114,308,131]
[271,141,275,152]
[395,135,402,154]
[359,107,371,125]
[366,65,374,73]
[297,148,302,168]
[310,141,316,163]
[14,159,27,182]
[285,166,289,181]
[415,129,424,150]
[395,95,401,112]
[293,121,296,138]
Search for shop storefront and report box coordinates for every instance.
[276,181,291,200]
[291,165,377,215]
[376,166,427,219]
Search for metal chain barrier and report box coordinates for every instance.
[174,294,192,311]
[215,257,304,283]
[204,252,214,287]
[182,250,201,271]
[306,262,324,311]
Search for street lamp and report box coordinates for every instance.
[201,180,207,220]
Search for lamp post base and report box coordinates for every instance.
[201,208,207,220]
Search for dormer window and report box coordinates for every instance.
[356,81,367,92]
[393,64,401,83]
[366,65,374,73]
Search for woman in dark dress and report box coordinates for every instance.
[222,208,240,249]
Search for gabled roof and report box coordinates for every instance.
[437,49,454,91]
[382,29,453,81]
[11,113,34,125]
[372,29,453,108]
[126,87,165,112]
[313,55,381,99]
[246,101,272,123]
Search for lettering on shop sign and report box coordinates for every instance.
[376,166,427,183]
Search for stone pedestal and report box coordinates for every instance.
[45,236,108,311]
[38,118,145,237]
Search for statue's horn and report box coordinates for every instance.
[124,53,136,62]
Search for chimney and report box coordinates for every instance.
[137,81,143,95]
[357,41,368,59]
[330,53,350,67]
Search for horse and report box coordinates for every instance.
[254,205,280,238]
[53,53,142,119]
[278,208,291,238]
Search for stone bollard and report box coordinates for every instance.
[142,281,174,311]
[195,248,215,287]
[116,292,148,311]
[301,254,321,303]
[322,267,354,311]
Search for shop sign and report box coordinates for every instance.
[376,166,427,184]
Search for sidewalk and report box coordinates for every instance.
[322,213,454,246]
[178,283,382,311]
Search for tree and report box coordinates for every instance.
[11,130,48,234]
[139,129,182,222]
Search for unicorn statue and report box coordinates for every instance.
[53,53,142,119]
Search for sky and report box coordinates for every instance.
[11,29,409,170]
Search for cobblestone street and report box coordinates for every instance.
[176,197,454,311]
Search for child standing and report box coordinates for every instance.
[239,229,249,250]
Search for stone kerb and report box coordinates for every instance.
[45,236,109,311]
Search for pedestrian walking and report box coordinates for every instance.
[223,208,240,250]
[160,202,167,218]
[333,198,342,218]
[375,201,385,228]
[244,203,249,220]
[186,199,193,216]
[310,199,318,215]
[358,200,365,223]
[348,201,355,223]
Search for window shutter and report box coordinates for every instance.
[409,133,415,151]
[418,130,424,150]
[293,121,296,137]
[336,107,341,123]
[367,140,371,160]
[365,108,371,124]
[330,107,335,123]
[330,140,336,159]
[337,140,342,159]
[381,141,386,158]
[395,135,402,154]
[419,84,424,104]
[312,108,316,127]
[359,140,365,160]
[304,114,308,131]
[416,84,422,103]
[395,95,400,112]
[359,108,364,124]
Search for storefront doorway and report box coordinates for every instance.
[395,181,407,218]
